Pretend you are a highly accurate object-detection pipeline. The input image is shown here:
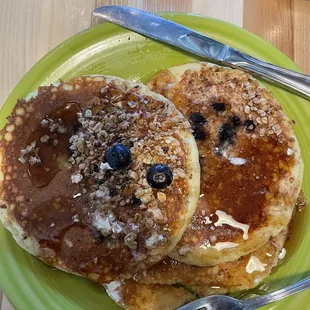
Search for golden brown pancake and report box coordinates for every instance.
[148,63,303,266]
[105,227,288,309]
[0,75,200,282]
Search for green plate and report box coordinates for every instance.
[0,13,309,310]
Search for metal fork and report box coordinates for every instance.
[177,276,310,309]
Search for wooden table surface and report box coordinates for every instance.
[0,0,309,309]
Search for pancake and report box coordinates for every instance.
[134,227,288,293]
[105,280,195,310]
[106,227,287,309]
[148,63,303,266]
[0,75,200,282]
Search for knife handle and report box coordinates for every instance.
[231,52,310,99]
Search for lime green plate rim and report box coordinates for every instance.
[0,12,310,310]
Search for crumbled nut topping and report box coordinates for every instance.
[19,141,41,165]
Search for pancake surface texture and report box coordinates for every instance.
[148,63,303,266]
[0,75,200,282]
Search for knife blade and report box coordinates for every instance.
[93,6,310,99]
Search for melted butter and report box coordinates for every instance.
[246,256,267,274]
[212,242,239,251]
[222,150,247,166]
[214,210,249,240]
[204,216,212,224]
[104,281,122,302]
[199,241,239,251]
[278,248,286,260]
[27,102,80,188]
[228,157,247,166]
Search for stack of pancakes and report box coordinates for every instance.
[0,63,304,310]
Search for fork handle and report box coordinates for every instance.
[244,276,310,309]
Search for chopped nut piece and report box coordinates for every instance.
[124,232,137,250]
[287,148,294,156]
[145,233,164,248]
[157,192,166,202]
[53,139,58,146]
[129,171,138,180]
[18,157,26,164]
[71,172,83,184]
[65,240,74,248]
[175,168,186,178]
[40,135,50,143]
[100,162,112,171]
[57,126,67,134]
[127,101,137,108]
[72,214,80,222]
[29,156,41,165]
[140,194,154,204]
[41,119,49,127]
[85,109,93,118]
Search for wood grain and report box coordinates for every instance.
[243,0,310,74]
[292,0,310,74]
[0,0,95,106]
[95,0,244,24]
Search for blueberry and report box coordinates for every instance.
[192,126,207,140]
[212,102,226,112]
[72,122,82,133]
[93,164,99,172]
[132,194,141,206]
[147,164,173,189]
[244,120,256,132]
[110,187,118,196]
[162,146,169,153]
[218,123,236,144]
[94,140,102,148]
[189,112,207,125]
[106,143,131,169]
[230,115,241,127]
[189,113,208,141]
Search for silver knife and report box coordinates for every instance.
[93,6,310,100]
